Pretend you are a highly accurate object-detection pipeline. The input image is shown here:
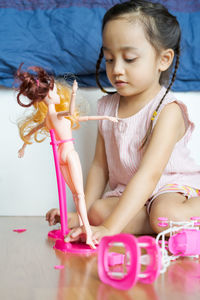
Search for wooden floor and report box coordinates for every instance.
[1,217,200,300]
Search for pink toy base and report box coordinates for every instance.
[48,229,70,240]
[54,239,97,255]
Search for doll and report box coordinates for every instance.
[16,64,117,248]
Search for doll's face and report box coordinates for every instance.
[46,84,60,104]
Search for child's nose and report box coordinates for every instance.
[112,60,124,75]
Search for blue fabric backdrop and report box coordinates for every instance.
[0,0,199,91]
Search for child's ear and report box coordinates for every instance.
[159,48,174,72]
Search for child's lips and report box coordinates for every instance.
[115,80,128,87]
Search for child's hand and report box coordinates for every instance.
[45,209,79,228]
[107,116,118,123]
[64,225,112,246]
[46,208,60,226]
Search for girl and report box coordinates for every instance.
[16,64,117,248]
[48,0,200,245]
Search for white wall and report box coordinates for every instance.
[0,86,200,216]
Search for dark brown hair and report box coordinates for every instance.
[16,63,54,107]
[96,0,181,148]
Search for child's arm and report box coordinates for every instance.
[18,121,45,158]
[84,130,109,211]
[103,103,186,235]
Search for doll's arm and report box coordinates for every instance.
[57,80,78,118]
[78,116,118,122]
[69,80,77,115]
[18,121,45,158]
[18,143,28,158]
[102,103,186,235]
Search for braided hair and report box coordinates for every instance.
[95,0,181,147]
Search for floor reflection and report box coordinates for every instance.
[53,247,160,300]
[167,258,200,293]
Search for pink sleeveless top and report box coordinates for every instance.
[97,87,200,198]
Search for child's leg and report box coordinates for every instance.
[149,192,200,233]
[88,197,154,235]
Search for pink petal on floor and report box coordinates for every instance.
[54,265,64,270]
[13,229,27,233]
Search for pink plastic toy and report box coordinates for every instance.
[48,130,69,239]
[49,128,97,254]
[13,229,27,233]
[54,265,64,270]
[168,229,200,256]
[98,234,161,290]
[156,217,200,273]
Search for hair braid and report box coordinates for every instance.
[95,47,115,94]
[140,47,180,149]
[155,48,180,113]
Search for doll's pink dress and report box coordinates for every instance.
[97,87,200,210]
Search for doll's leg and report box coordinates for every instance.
[60,151,95,247]
[59,164,83,226]
[59,164,83,227]
[149,192,200,233]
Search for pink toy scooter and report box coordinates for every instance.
[98,234,161,290]
[168,228,200,256]
[48,129,97,255]
[156,217,200,273]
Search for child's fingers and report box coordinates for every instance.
[93,238,99,245]
[71,227,83,238]
[88,240,96,249]
[64,235,79,243]
[46,209,60,225]
[92,232,101,244]
[64,227,83,242]
[49,212,58,225]
[45,211,51,222]
[52,211,60,222]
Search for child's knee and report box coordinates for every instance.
[149,200,176,233]
[149,201,172,233]
[88,200,105,226]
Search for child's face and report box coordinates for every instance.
[102,18,162,98]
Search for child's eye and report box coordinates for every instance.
[125,58,136,63]
[105,59,113,63]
